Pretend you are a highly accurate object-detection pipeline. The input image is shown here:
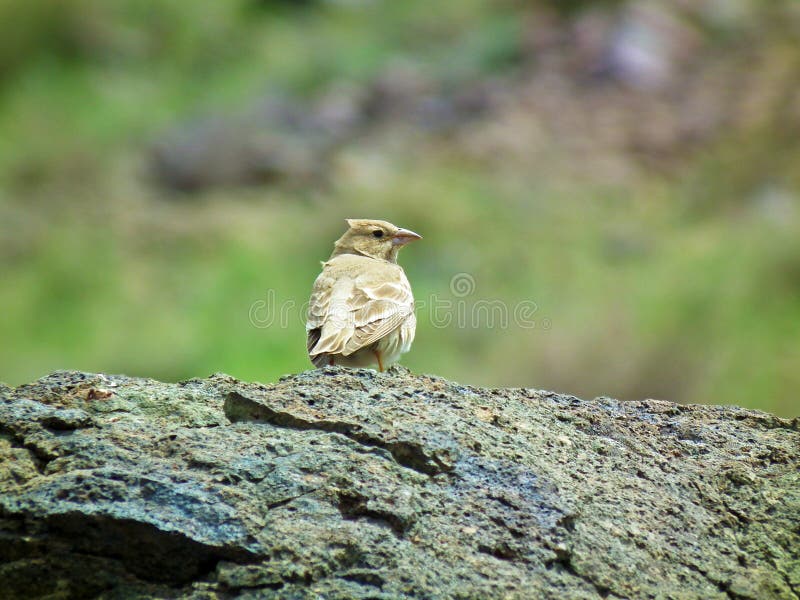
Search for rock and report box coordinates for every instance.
[1,368,798,598]
[148,110,331,193]
[147,75,495,193]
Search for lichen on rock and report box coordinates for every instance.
[0,368,798,598]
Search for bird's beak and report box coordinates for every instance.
[392,228,422,246]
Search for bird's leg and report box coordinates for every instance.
[328,356,334,366]
[373,350,384,372]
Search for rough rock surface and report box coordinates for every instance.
[0,368,798,599]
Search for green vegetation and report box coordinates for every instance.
[1,0,799,416]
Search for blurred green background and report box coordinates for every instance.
[1,0,799,416]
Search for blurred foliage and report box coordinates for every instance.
[1,0,799,417]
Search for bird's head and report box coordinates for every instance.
[331,218,422,262]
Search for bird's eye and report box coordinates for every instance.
[372,230,384,238]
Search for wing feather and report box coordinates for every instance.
[306,256,414,358]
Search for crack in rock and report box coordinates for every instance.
[225,391,449,476]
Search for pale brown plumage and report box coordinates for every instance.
[306,219,421,372]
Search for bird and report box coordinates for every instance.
[306,218,421,372]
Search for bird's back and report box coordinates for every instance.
[306,253,414,366]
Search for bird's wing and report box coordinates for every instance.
[307,261,414,358]
[306,268,335,334]
[306,269,353,356]
[342,279,414,355]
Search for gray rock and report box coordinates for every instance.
[148,72,495,193]
[1,368,798,598]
